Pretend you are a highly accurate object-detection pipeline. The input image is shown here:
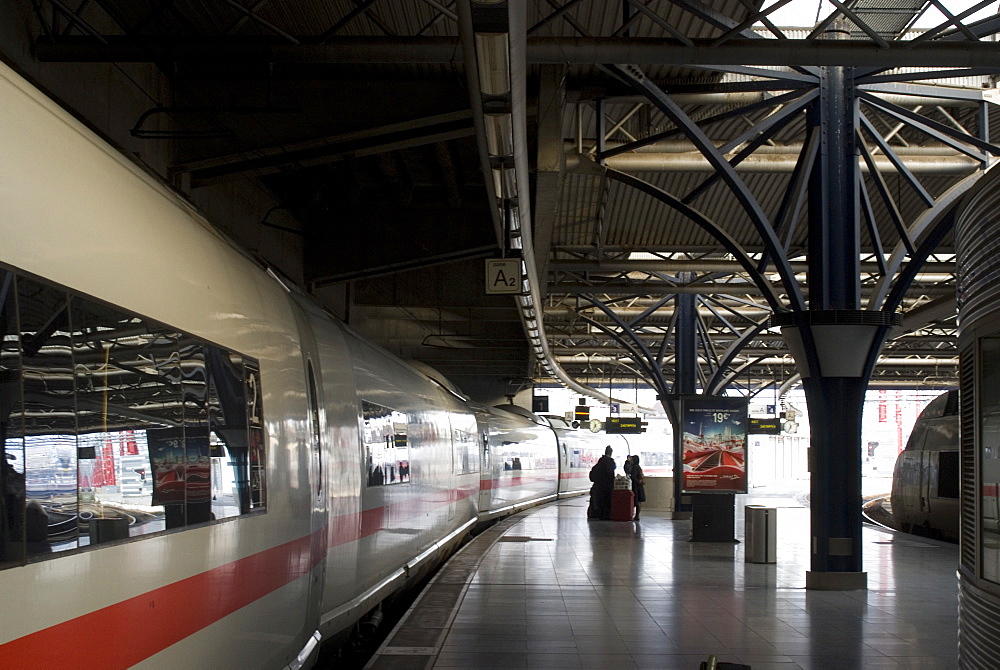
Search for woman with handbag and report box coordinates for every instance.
[630,455,646,521]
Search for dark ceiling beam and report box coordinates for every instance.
[549,281,957,296]
[550,344,955,357]
[549,333,956,346]
[309,244,497,287]
[35,36,1000,68]
[549,259,955,273]
[171,109,475,186]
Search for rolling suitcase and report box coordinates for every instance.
[611,489,634,521]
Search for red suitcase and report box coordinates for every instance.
[611,489,634,521]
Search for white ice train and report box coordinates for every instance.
[0,63,630,668]
[890,389,960,541]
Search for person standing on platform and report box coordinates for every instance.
[588,446,616,520]
[630,454,646,521]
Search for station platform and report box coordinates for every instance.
[366,489,958,669]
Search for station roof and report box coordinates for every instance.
[5,0,998,403]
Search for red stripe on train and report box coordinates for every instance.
[0,532,317,668]
[478,472,558,490]
[0,483,480,668]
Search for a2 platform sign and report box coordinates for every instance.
[485,259,521,294]
[676,395,748,494]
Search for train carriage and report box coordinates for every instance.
[890,389,960,541]
[0,60,617,669]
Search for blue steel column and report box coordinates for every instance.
[675,273,696,395]
[672,273,696,516]
[799,63,869,587]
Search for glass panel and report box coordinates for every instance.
[938,451,959,499]
[19,278,78,554]
[0,268,268,570]
[245,362,266,509]
[70,298,186,540]
[362,400,409,486]
[979,335,1000,584]
[206,350,237,520]
[205,348,265,515]
[0,271,25,567]
[178,335,211,526]
[452,412,479,475]
[307,363,322,498]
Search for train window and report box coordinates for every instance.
[0,270,26,568]
[20,278,79,556]
[979,335,1000,584]
[361,400,409,486]
[451,413,479,475]
[938,451,959,499]
[307,362,322,498]
[0,269,266,570]
[206,348,266,514]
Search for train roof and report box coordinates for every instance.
[919,389,959,419]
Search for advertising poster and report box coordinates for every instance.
[679,396,748,493]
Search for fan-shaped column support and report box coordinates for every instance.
[771,310,900,589]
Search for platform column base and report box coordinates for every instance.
[806,571,868,590]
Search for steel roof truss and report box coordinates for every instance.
[221,0,298,43]
[709,0,797,47]
[627,294,675,329]
[859,176,890,276]
[860,114,935,207]
[699,294,748,331]
[539,0,590,36]
[622,0,693,46]
[908,0,998,44]
[696,308,720,369]
[528,0,586,36]
[320,0,383,41]
[606,63,805,310]
[717,90,817,156]
[861,93,1000,159]
[598,88,810,161]
[580,296,672,395]
[859,73,1000,90]
[683,91,816,205]
[774,129,818,261]
[655,310,677,368]
[857,132,915,254]
[885,210,956,314]
[604,169,787,311]
[40,0,108,41]
[688,63,818,84]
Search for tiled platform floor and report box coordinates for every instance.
[368,490,959,669]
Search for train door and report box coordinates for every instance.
[287,300,329,654]
[479,421,493,512]
[920,450,933,514]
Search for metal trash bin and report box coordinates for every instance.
[745,505,776,563]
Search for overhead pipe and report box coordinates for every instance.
[592,140,965,155]
[585,91,994,110]
[549,259,955,274]
[554,354,958,366]
[566,151,978,174]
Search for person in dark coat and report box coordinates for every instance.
[588,446,616,520]
[630,454,646,521]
